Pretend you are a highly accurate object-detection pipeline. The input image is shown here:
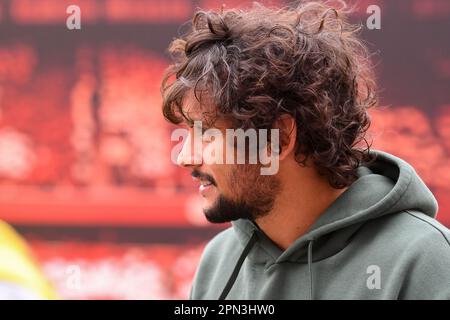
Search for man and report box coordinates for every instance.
[161,1,450,299]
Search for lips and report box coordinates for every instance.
[199,180,213,187]
[191,170,216,196]
[191,170,216,186]
[199,182,212,192]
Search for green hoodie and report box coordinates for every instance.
[190,150,450,300]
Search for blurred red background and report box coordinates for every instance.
[0,0,449,299]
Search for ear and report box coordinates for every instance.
[275,115,297,161]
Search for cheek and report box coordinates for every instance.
[209,164,234,193]
[228,164,261,194]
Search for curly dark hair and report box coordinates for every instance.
[161,0,377,188]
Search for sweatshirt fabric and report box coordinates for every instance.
[190,150,450,300]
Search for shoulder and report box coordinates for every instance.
[359,210,450,299]
[353,209,450,275]
[361,210,450,252]
[402,210,450,245]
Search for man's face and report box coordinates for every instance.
[176,105,280,223]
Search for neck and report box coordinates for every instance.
[254,159,347,251]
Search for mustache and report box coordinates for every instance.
[191,169,217,186]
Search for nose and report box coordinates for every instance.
[177,130,202,168]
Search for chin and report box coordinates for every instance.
[202,193,217,205]
[202,202,216,215]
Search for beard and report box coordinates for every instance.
[201,164,281,223]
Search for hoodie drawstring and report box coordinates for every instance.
[219,232,315,300]
[219,231,258,300]
[307,240,315,300]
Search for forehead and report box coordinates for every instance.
[181,93,202,121]
[180,91,226,127]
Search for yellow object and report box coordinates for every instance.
[0,220,57,299]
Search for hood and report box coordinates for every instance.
[218,150,438,299]
[232,149,438,263]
